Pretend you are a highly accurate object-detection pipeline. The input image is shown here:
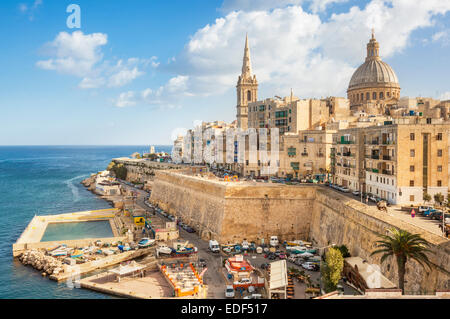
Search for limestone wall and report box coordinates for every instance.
[150,170,450,293]
[310,188,450,294]
[112,159,184,184]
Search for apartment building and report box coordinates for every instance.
[363,120,450,204]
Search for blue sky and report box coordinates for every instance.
[1,0,450,145]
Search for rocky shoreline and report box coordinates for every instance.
[18,250,64,277]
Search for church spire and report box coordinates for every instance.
[241,33,252,78]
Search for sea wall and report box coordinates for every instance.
[112,158,184,185]
[150,170,450,293]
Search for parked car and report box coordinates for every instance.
[266,253,277,260]
[419,206,433,213]
[302,262,319,271]
[198,258,207,268]
[233,278,252,285]
[184,226,196,233]
[340,187,350,193]
[430,210,444,220]
[225,285,235,298]
[352,190,360,196]
[423,209,435,217]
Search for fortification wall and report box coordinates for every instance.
[311,188,450,294]
[112,159,184,184]
[150,170,450,293]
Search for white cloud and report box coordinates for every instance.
[114,91,136,108]
[107,65,143,88]
[113,75,191,108]
[37,31,157,89]
[37,31,107,77]
[432,30,449,45]
[219,0,348,13]
[19,0,43,20]
[139,0,450,106]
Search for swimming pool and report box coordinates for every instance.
[40,220,114,242]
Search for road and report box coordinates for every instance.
[319,184,448,238]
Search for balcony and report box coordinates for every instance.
[382,140,395,145]
[382,155,392,161]
[337,163,342,166]
[372,168,379,173]
[337,140,355,144]
[301,153,308,157]
[371,155,380,160]
[382,169,393,175]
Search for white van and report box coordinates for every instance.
[270,236,279,247]
[209,240,220,253]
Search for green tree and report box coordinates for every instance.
[371,228,432,294]
[336,245,351,258]
[434,193,444,206]
[423,193,431,204]
[322,247,344,293]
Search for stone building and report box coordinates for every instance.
[332,127,365,191]
[348,31,401,113]
[363,120,450,204]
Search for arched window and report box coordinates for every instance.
[373,92,377,100]
[380,92,384,99]
[247,90,252,101]
[366,92,370,100]
[361,93,364,101]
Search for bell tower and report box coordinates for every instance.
[236,34,258,130]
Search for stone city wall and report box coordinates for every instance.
[150,170,449,293]
[311,188,450,294]
[112,159,184,184]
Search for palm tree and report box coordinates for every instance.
[371,228,432,294]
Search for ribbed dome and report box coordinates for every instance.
[348,59,399,90]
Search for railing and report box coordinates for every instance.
[382,155,392,160]
[301,153,308,156]
[371,155,379,160]
[382,169,393,175]
[372,168,379,173]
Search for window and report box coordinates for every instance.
[426,118,432,124]
[247,90,252,101]
[366,92,370,100]
[380,92,384,99]
[409,180,414,186]
[373,92,377,100]
[437,180,442,187]
[410,133,415,141]
[361,93,364,101]
[387,92,390,97]
[438,165,442,172]
[410,195,415,202]
[410,165,415,172]
[437,133,443,140]
[410,149,415,157]
[438,149,443,157]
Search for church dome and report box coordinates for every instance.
[348,59,399,90]
[347,31,400,92]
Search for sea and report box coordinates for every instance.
[0,145,172,299]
